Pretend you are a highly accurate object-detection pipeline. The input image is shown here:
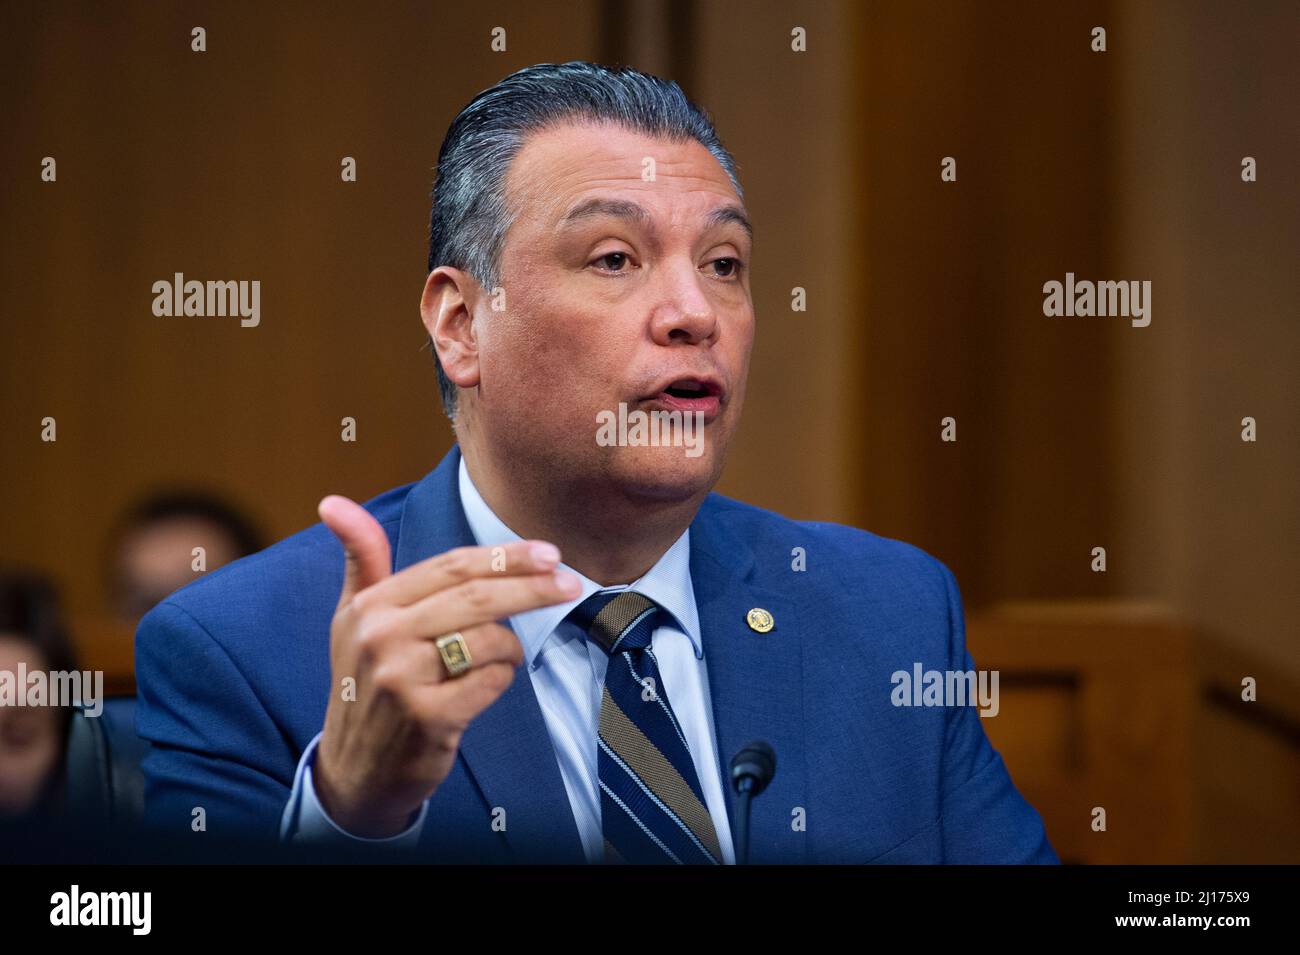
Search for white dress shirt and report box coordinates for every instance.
[279,456,736,864]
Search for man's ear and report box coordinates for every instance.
[420,266,481,390]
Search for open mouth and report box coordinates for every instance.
[643,377,724,420]
[663,380,714,400]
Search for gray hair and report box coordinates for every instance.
[425,60,743,419]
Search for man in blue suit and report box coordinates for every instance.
[135,61,1057,865]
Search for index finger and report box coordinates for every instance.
[357,539,561,608]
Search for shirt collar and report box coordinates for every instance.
[457,455,702,670]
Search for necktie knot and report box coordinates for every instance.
[568,589,661,655]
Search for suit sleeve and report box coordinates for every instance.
[134,599,294,843]
[933,561,1060,864]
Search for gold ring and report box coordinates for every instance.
[435,631,473,678]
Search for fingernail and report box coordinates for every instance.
[554,571,581,595]
[530,542,560,567]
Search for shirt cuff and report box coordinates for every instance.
[280,730,427,848]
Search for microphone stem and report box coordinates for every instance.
[736,776,754,865]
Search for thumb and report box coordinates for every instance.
[318,495,392,607]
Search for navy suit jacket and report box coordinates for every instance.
[135,445,1058,863]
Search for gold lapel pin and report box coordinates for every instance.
[746,608,774,633]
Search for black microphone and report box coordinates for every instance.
[729,741,776,865]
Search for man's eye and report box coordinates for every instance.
[593,252,631,272]
[708,257,741,278]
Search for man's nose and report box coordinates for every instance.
[648,259,719,346]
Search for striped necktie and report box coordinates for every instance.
[568,589,723,864]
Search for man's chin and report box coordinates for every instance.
[603,447,721,505]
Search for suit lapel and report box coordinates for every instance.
[394,445,586,864]
[690,499,809,864]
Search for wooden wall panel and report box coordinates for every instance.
[0,1,604,645]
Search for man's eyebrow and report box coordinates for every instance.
[557,197,753,241]
[706,204,753,241]
[558,198,652,229]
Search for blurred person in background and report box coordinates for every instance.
[0,571,79,821]
[107,491,264,624]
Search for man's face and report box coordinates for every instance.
[463,120,754,504]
